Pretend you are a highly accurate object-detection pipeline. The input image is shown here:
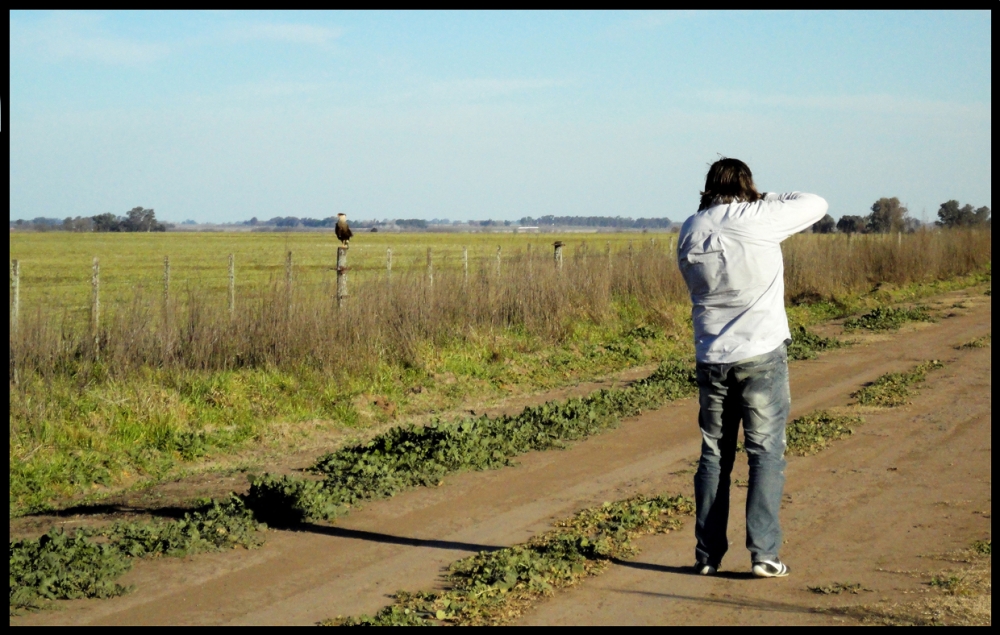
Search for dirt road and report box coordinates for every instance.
[12,289,991,626]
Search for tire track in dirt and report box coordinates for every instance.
[12,290,990,626]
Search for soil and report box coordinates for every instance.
[11,287,991,626]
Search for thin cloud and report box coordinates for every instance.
[693,90,990,120]
[223,22,343,46]
[11,12,170,66]
[426,77,571,102]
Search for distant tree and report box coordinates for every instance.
[936,200,991,228]
[836,215,867,234]
[92,213,120,232]
[121,207,161,232]
[91,208,165,232]
[866,197,908,233]
[248,217,258,226]
[903,217,923,233]
[812,214,836,234]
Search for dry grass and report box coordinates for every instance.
[9,229,991,381]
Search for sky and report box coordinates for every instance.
[9,10,992,224]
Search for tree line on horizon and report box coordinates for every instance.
[11,207,168,233]
[828,198,991,235]
[9,200,990,233]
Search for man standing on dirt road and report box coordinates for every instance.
[677,158,828,578]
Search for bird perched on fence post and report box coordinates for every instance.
[335,213,353,246]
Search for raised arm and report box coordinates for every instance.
[762,192,829,239]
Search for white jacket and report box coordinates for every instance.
[677,192,829,364]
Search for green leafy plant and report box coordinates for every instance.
[786,411,864,456]
[843,306,933,332]
[852,361,944,407]
[788,324,843,360]
[9,496,263,612]
[971,539,991,556]
[327,494,694,626]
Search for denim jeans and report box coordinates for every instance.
[694,342,790,567]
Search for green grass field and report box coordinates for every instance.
[9,231,666,318]
[7,229,992,517]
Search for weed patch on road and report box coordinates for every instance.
[785,411,864,456]
[843,306,933,332]
[787,325,844,360]
[325,494,694,626]
[809,582,870,595]
[837,540,991,626]
[9,496,263,613]
[956,333,991,349]
[852,361,944,407]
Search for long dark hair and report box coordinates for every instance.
[698,158,762,210]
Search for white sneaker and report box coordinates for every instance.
[752,559,790,578]
[695,562,717,575]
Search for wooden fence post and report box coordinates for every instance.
[386,247,393,282]
[10,260,19,335]
[628,241,634,268]
[462,246,468,284]
[554,241,564,271]
[228,254,235,317]
[606,241,612,271]
[427,247,434,288]
[337,246,348,308]
[163,255,170,309]
[91,258,100,356]
[286,251,293,290]
[496,246,502,277]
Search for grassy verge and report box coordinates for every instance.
[325,494,694,626]
[852,361,945,407]
[8,312,692,518]
[9,359,697,611]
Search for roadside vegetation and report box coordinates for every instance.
[838,540,991,626]
[9,359,697,611]
[852,361,945,407]
[325,494,695,626]
[8,230,991,516]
